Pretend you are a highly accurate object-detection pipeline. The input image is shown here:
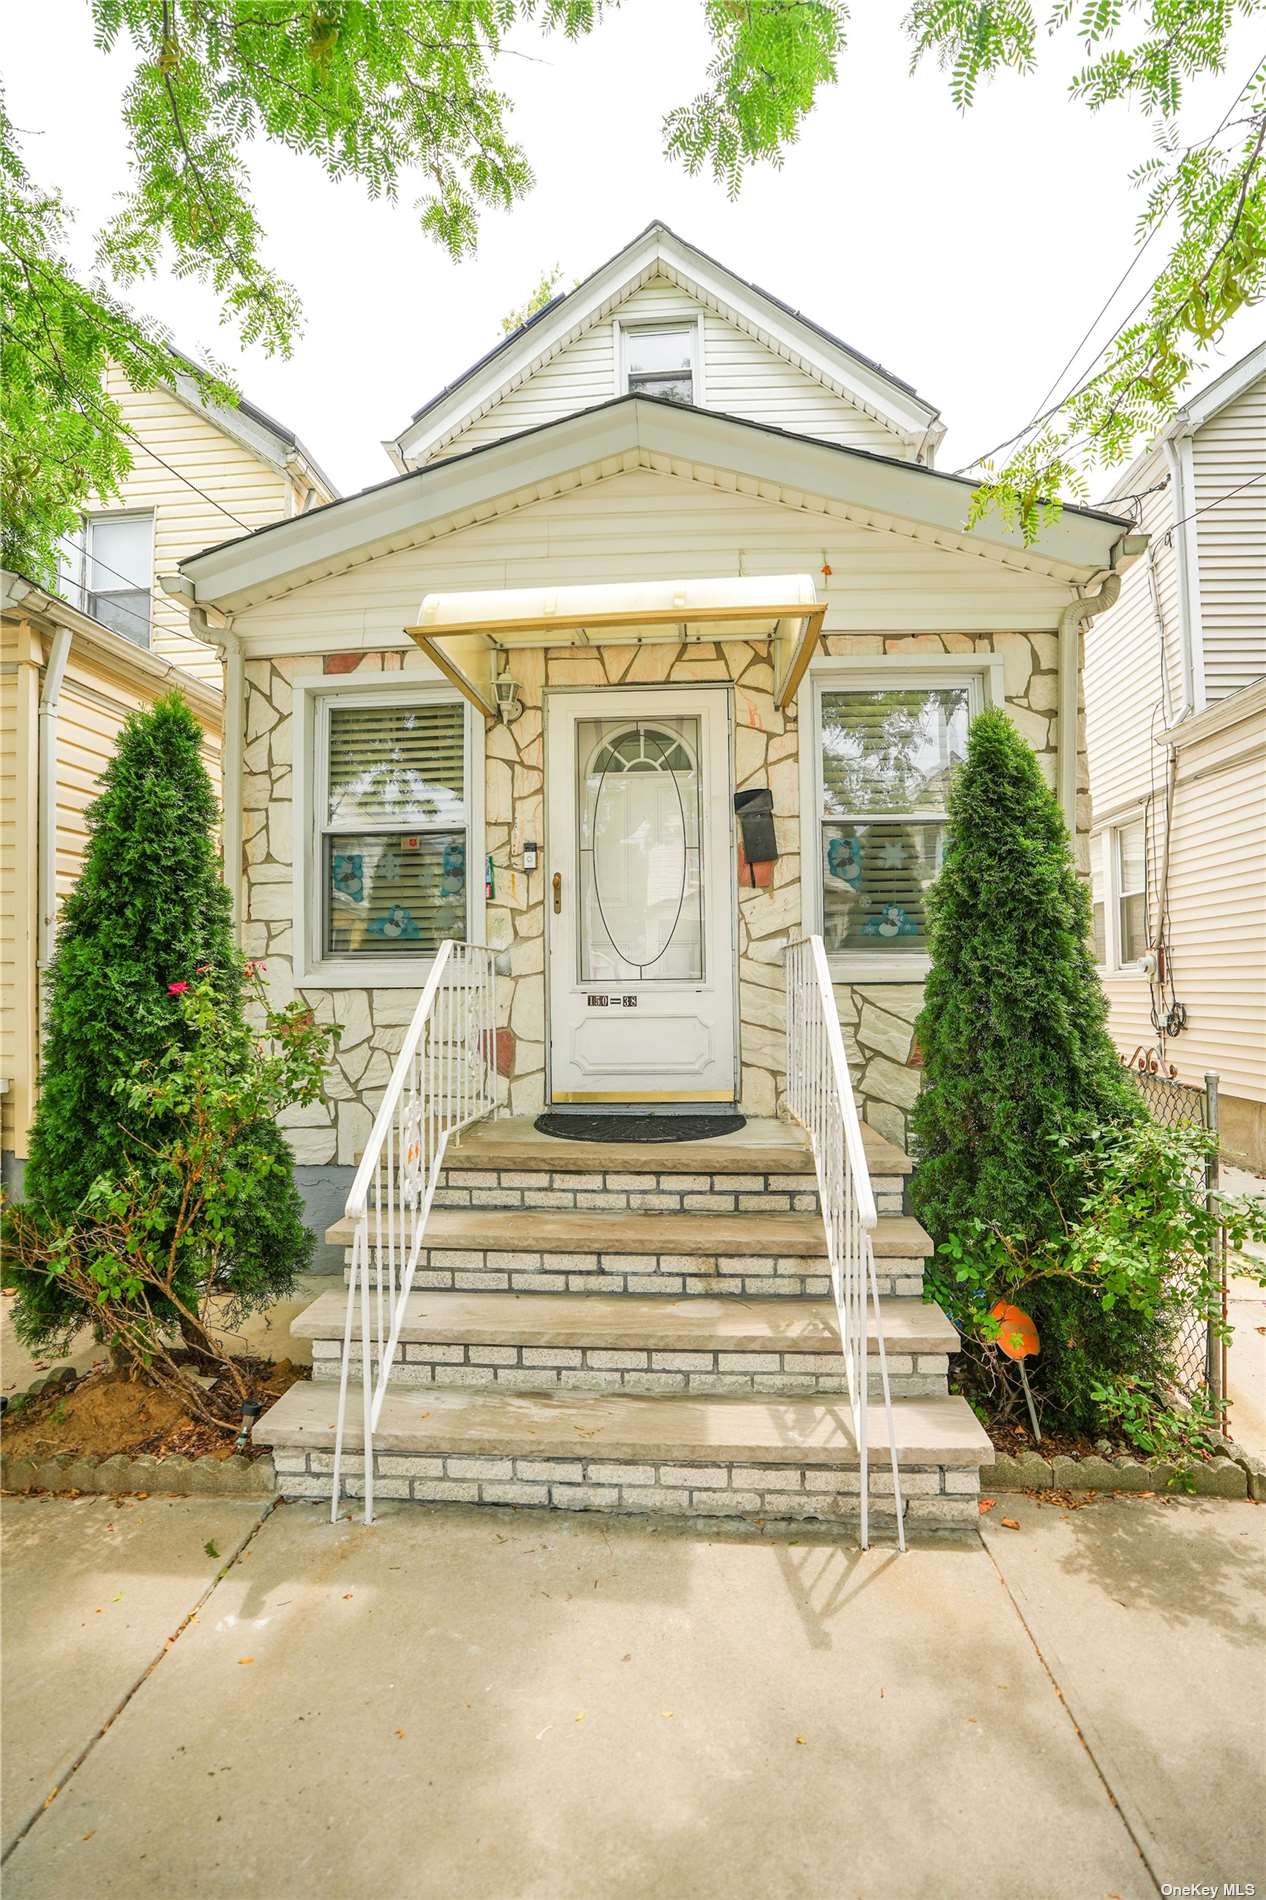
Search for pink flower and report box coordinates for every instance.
[168,981,189,995]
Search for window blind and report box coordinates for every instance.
[821,687,969,815]
[327,701,465,827]
[326,832,466,957]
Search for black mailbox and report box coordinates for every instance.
[734,788,779,876]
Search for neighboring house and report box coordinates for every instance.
[57,360,337,685]
[170,220,1142,1201]
[0,366,337,1189]
[1084,340,1266,1169]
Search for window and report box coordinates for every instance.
[1091,839,1107,964]
[817,681,974,957]
[623,326,695,404]
[319,696,468,960]
[59,514,153,644]
[1114,819,1148,964]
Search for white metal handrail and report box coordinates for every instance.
[785,935,905,1551]
[331,940,498,1523]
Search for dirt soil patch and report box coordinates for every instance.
[2,1359,303,1464]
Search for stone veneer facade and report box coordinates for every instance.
[239,629,1078,1170]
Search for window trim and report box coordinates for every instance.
[613,315,705,407]
[59,510,155,646]
[293,673,485,988]
[1110,813,1150,972]
[797,652,1004,981]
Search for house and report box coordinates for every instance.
[0,366,337,1191]
[1083,340,1266,1169]
[163,220,1145,1535]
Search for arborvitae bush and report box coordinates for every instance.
[10,693,314,1352]
[910,706,1151,1428]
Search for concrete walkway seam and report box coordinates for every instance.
[979,1529,1162,1897]
[0,1497,279,1869]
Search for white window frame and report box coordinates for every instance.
[798,651,1004,981]
[1110,813,1150,972]
[292,673,485,988]
[59,510,155,646]
[613,315,705,407]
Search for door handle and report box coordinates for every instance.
[552,871,562,915]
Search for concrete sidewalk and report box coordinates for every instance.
[1,1491,1262,1899]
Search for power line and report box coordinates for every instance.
[20,336,253,533]
[955,58,1266,475]
[55,537,217,651]
[1168,467,1264,533]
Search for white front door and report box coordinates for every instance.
[546,686,737,1104]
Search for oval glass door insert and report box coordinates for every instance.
[577,718,703,981]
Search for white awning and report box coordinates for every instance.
[405,573,826,718]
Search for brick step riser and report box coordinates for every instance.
[432,1171,906,1217]
[273,1446,980,1531]
[342,1254,927,1300]
[309,1343,950,1402]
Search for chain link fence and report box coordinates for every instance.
[1128,1064,1225,1415]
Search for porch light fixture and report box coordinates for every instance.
[493,668,523,724]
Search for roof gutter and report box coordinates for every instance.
[1057,532,1149,831]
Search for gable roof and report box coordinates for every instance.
[388,221,945,472]
[181,393,1131,614]
[1099,336,1266,506]
[167,351,340,503]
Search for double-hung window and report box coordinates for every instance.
[816,678,975,959]
[59,513,153,644]
[1114,818,1148,964]
[622,325,696,404]
[318,693,469,962]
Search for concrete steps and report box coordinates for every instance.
[295,1288,957,1400]
[424,1116,911,1216]
[257,1380,991,1533]
[327,1207,933,1300]
[263,1112,983,1538]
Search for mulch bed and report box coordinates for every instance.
[1,1358,304,1465]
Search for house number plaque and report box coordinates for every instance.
[586,994,638,1008]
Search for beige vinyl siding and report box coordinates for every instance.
[0,605,223,1161]
[239,465,1074,642]
[428,277,907,464]
[1084,467,1183,823]
[85,369,297,685]
[1192,371,1266,701]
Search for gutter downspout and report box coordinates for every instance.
[192,605,243,942]
[1056,531,1148,833]
[37,625,74,980]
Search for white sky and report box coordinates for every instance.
[6,1,1264,499]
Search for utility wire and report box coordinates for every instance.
[955,58,1265,475]
[21,336,253,533]
[55,539,218,650]
[1167,467,1265,532]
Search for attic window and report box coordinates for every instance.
[624,326,695,405]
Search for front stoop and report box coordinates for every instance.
[263,1118,991,1533]
[256,1383,991,1532]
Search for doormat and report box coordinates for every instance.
[534,1112,746,1144]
